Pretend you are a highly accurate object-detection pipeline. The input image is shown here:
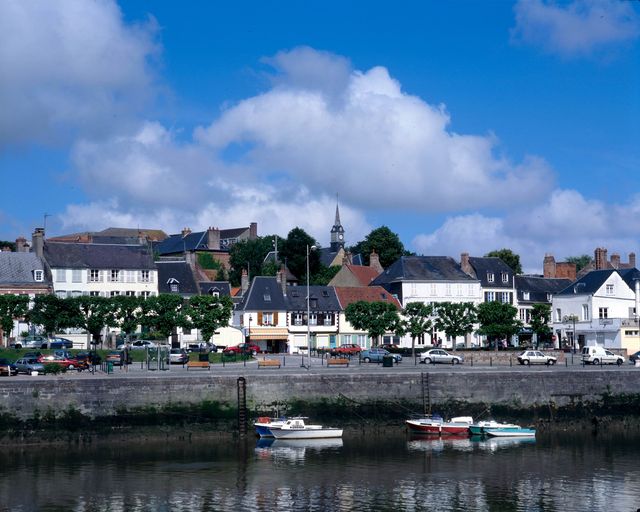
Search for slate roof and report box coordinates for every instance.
[318,247,339,267]
[155,232,210,255]
[468,257,514,288]
[0,253,48,285]
[334,286,401,309]
[286,285,341,312]
[156,261,198,295]
[618,267,640,289]
[221,227,248,239]
[43,242,156,270]
[515,275,573,303]
[556,269,615,296]
[372,256,476,285]
[198,281,231,296]
[238,276,288,311]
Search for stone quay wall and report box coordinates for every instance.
[1,369,639,422]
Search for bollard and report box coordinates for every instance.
[283,355,286,367]
[490,357,492,367]
[565,358,568,367]
[510,357,512,367]
[471,356,473,367]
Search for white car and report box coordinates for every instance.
[581,346,625,366]
[128,340,158,350]
[517,350,557,366]
[420,349,463,365]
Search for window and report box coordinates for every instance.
[110,269,120,282]
[523,292,530,300]
[625,330,639,336]
[582,304,589,321]
[170,283,179,293]
[33,270,43,282]
[411,283,417,296]
[210,291,219,297]
[263,294,271,302]
[430,283,437,296]
[500,292,511,303]
[606,284,614,295]
[599,307,608,319]
[484,291,495,302]
[55,269,66,282]
[294,313,303,326]
[457,284,463,296]
[445,284,452,296]
[140,270,150,283]
[262,312,274,325]
[501,272,509,284]
[310,298,318,308]
[309,313,317,326]
[90,291,100,297]
[323,314,334,326]
[89,269,100,282]
[342,335,351,344]
[125,291,136,297]
[183,327,191,335]
[556,308,562,322]
[547,293,552,302]
[487,272,495,283]
[56,290,68,298]
[124,270,135,283]
[110,291,120,297]
[140,291,151,299]
[72,269,82,283]
[468,284,474,296]
[322,290,329,297]
[519,309,526,321]
[70,290,82,297]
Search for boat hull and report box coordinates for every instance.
[406,419,471,435]
[271,428,343,440]
[484,428,536,438]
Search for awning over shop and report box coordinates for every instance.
[249,328,289,340]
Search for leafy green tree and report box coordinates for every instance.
[197,253,228,280]
[110,295,142,341]
[351,226,405,268]
[280,228,320,281]
[476,301,522,351]
[28,295,76,335]
[565,255,593,273]
[400,302,435,359]
[139,294,187,340]
[530,303,552,347]
[484,249,523,274]
[434,302,477,351]
[345,301,401,347]
[0,294,29,345]
[228,236,277,286]
[311,264,341,285]
[0,241,16,252]
[69,296,116,345]
[186,295,234,342]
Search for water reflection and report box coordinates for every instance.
[0,429,638,511]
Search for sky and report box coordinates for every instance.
[1,0,639,273]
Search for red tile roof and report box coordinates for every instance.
[346,265,381,286]
[334,286,401,310]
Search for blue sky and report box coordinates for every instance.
[1,0,639,271]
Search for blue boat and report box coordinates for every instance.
[483,425,536,437]
[254,416,288,437]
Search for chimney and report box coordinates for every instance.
[610,253,621,269]
[249,222,258,240]
[594,247,608,270]
[543,254,556,278]
[635,279,640,320]
[137,231,146,245]
[15,237,28,252]
[280,264,287,296]
[369,250,383,274]
[241,268,249,296]
[461,252,472,276]
[629,252,636,269]
[207,226,220,250]
[181,227,192,238]
[31,228,44,259]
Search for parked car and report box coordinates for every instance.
[14,357,45,375]
[223,343,261,355]
[128,340,158,350]
[629,350,640,364]
[187,342,217,353]
[361,348,402,363]
[168,348,188,364]
[75,352,102,366]
[581,346,625,365]
[12,335,49,349]
[330,344,363,356]
[105,351,131,366]
[48,337,74,349]
[420,349,464,365]
[37,353,87,371]
[517,350,557,366]
[0,358,18,376]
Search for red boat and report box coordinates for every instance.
[405,415,474,435]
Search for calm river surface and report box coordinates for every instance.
[1,428,639,512]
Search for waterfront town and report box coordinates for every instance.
[1,210,639,359]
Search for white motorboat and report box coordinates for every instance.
[269,418,343,440]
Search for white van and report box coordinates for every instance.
[581,346,625,365]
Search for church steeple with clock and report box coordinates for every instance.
[330,198,345,253]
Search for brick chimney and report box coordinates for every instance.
[181,227,192,238]
[249,222,258,240]
[543,254,556,278]
[610,253,621,269]
[629,252,636,269]
[241,268,249,296]
[31,228,44,259]
[207,227,220,250]
[461,252,472,276]
[15,237,28,252]
[279,264,287,296]
[369,250,383,273]
[595,247,607,270]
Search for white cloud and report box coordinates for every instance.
[0,0,158,147]
[512,0,640,57]
[413,190,640,272]
[195,48,554,214]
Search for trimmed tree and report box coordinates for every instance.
[434,302,477,351]
[345,301,401,347]
[530,303,552,348]
[70,296,116,346]
[476,301,522,351]
[28,295,76,336]
[111,295,142,343]
[139,294,186,341]
[400,301,435,360]
[0,294,29,346]
[186,295,234,342]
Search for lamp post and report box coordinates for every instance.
[247,314,252,344]
[305,244,317,369]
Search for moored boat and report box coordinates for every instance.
[269,418,343,440]
[405,415,474,435]
[469,420,520,436]
[254,416,288,437]
[484,425,536,437]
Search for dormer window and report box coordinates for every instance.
[167,277,179,293]
[547,293,552,302]
[487,272,495,283]
[501,272,508,284]
[523,292,530,300]
[209,288,220,297]
[264,294,271,302]
[33,270,43,282]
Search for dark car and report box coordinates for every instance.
[0,358,18,376]
[629,350,640,364]
[48,337,74,349]
[75,352,102,366]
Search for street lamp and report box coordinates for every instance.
[305,244,317,369]
[247,315,252,344]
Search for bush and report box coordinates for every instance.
[43,363,65,375]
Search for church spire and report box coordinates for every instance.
[334,194,341,227]
[330,193,345,252]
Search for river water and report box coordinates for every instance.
[1,428,639,512]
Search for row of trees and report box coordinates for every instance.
[345,300,552,354]
[0,294,234,346]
